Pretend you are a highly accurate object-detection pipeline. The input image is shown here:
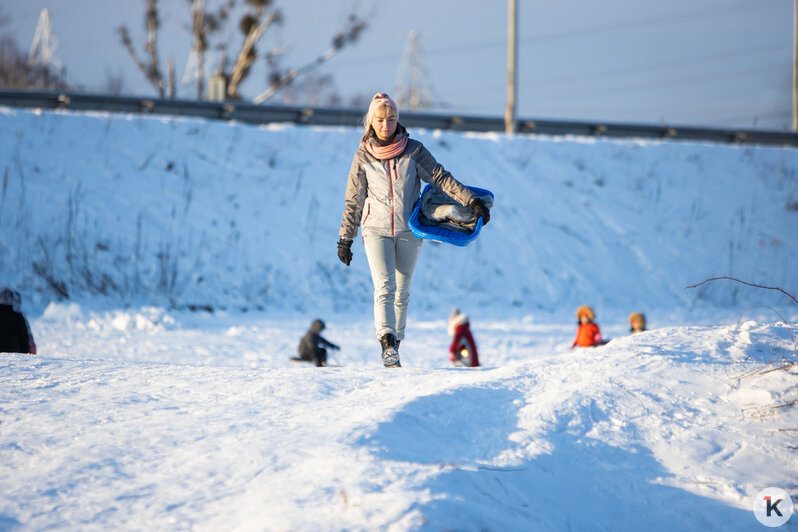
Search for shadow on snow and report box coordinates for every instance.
[357,385,754,532]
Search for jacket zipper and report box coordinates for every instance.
[388,159,395,236]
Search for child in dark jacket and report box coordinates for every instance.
[0,288,36,354]
[448,307,480,367]
[293,319,340,367]
[571,305,603,349]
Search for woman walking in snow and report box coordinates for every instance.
[337,93,490,367]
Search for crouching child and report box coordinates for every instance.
[293,319,340,367]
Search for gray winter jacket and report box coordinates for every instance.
[339,126,476,240]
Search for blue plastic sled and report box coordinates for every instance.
[408,185,494,247]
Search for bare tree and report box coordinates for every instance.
[0,7,66,91]
[187,0,234,99]
[117,0,175,98]
[225,0,281,100]
[119,0,366,103]
[0,35,66,91]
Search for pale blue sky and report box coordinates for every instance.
[4,0,792,130]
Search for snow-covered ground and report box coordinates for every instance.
[2,307,797,530]
[1,106,797,530]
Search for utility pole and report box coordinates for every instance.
[505,0,518,134]
[793,0,797,130]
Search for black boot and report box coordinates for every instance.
[380,333,401,368]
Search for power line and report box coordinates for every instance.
[329,1,785,71]
[540,87,790,127]
[455,53,789,101]
[416,0,785,58]
[519,0,784,45]
[520,44,788,88]
[530,63,789,102]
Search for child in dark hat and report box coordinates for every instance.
[292,319,340,367]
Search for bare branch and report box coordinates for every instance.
[709,297,798,380]
[207,0,235,32]
[228,8,279,99]
[253,13,367,104]
[0,35,66,90]
[117,0,166,98]
[189,0,206,99]
[732,306,798,364]
[145,0,165,97]
[757,361,798,375]
[167,56,176,98]
[686,276,798,308]
[117,26,151,84]
[185,0,234,99]
[687,278,798,380]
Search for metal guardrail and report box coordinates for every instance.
[1,89,797,147]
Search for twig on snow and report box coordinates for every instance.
[685,276,798,308]
[687,277,798,374]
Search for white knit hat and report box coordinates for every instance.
[366,92,398,124]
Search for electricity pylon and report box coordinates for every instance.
[394,30,434,111]
[28,9,62,73]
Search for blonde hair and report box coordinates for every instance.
[361,92,398,141]
[575,305,596,321]
[629,312,646,329]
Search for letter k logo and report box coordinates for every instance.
[765,496,783,518]
[754,488,793,527]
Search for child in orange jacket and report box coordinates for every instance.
[571,305,603,349]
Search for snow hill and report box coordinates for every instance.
[0,106,797,531]
[0,106,796,317]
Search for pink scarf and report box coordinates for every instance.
[364,136,408,160]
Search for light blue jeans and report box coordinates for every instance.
[363,231,423,341]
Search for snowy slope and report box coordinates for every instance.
[0,106,796,318]
[0,107,797,531]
